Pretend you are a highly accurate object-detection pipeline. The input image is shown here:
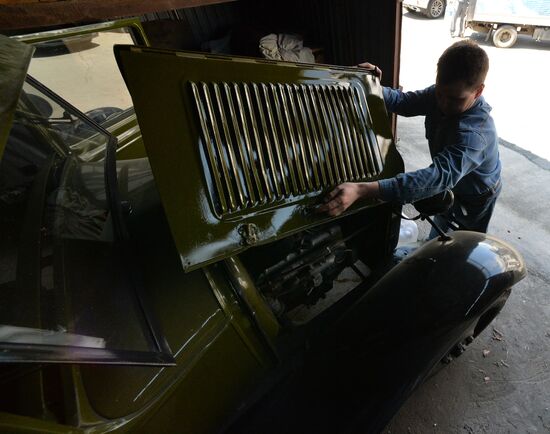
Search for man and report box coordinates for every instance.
[450,0,470,38]
[320,40,501,235]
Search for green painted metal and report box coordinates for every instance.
[63,264,271,431]
[205,263,278,365]
[223,256,281,341]
[0,35,33,160]
[106,114,147,159]
[0,412,82,433]
[12,18,150,46]
[116,46,404,272]
[69,176,274,423]
[0,208,273,432]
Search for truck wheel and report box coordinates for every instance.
[493,25,518,48]
[425,0,446,19]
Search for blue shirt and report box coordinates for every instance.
[378,85,501,204]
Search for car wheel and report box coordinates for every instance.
[425,0,446,18]
[493,25,518,48]
[431,288,511,378]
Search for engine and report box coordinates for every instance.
[241,222,372,325]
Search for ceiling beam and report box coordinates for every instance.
[0,0,237,32]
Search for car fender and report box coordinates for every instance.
[306,231,526,433]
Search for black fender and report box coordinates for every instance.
[305,231,526,434]
[349,230,526,351]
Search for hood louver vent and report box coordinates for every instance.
[116,45,400,270]
[191,81,383,216]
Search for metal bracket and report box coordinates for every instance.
[238,223,260,246]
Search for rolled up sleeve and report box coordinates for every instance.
[383,85,435,117]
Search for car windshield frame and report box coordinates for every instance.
[0,75,174,366]
[11,19,148,137]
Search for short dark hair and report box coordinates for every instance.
[437,40,489,89]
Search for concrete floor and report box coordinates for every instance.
[384,114,550,433]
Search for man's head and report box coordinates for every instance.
[436,40,489,116]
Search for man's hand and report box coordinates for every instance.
[357,62,382,81]
[318,182,380,217]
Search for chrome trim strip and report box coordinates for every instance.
[214,83,246,209]
[300,84,328,186]
[241,83,273,202]
[223,82,256,205]
[253,83,283,197]
[191,82,228,213]
[200,82,236,210]
[339,86,366,178]
[270,83,299,195]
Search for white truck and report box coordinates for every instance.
[466,0,550,47]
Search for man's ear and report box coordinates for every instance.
[474,83,485,98]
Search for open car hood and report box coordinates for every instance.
[115,46,402,271]
[0,35,34,160]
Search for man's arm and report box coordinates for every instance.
[383,86,435,117]
[378,130,487,204]
[356,62,432,116]
[321,129,487,215]
[318,182,380,217]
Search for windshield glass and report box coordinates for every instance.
[27,28,135,128]
[21,78,112,160]
[0,78,171,364]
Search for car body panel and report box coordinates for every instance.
[71,163,274,426]
[11,19,150,46]
[324,232,526,433]
[0,35,34,159]
[230,231,526,433]
[115,45,403,272]
[67,256,275,430]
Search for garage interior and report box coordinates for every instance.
[0,0,548,433]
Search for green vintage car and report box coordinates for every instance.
[0,19,525,433]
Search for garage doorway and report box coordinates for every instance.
[399,4,550,161]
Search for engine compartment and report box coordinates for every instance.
[240,205,399,325]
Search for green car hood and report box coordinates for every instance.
[0,35,34,160]
[115,46,402,272]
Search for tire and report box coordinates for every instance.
[425,0,446,19]
[493,25,518,48]
[430,288,512,378]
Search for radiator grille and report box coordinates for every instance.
[190,81,383,216]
